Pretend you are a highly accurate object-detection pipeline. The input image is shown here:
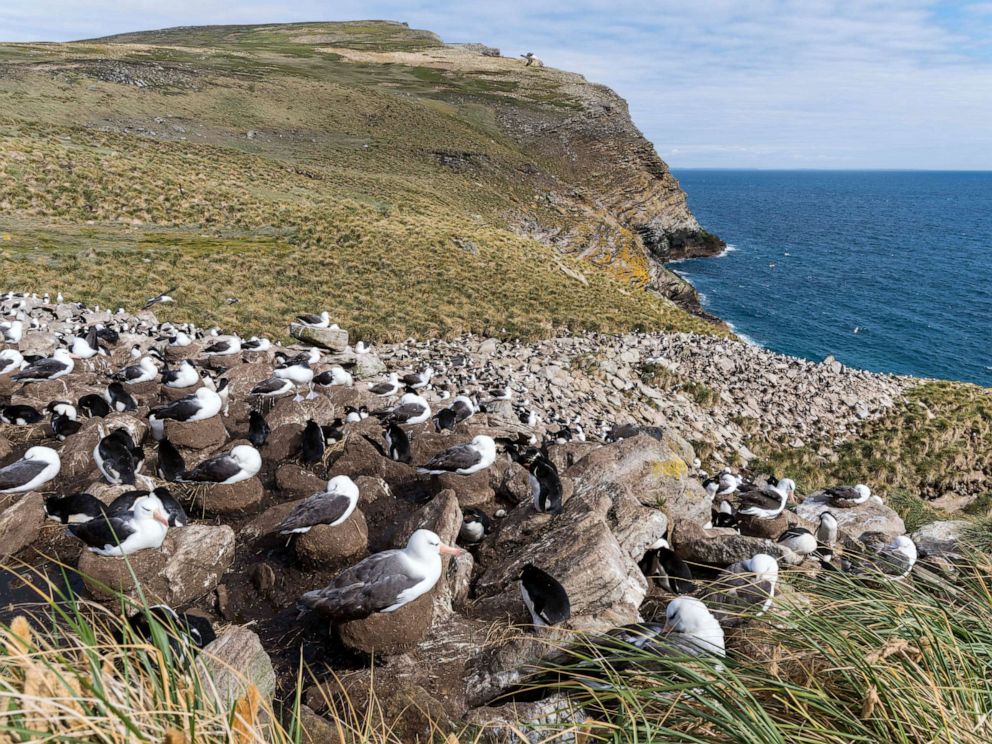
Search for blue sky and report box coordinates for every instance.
[3,1,991,169]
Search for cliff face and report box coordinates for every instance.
[0,21,723,336]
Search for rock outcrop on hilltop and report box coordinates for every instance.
[2,292,962,741]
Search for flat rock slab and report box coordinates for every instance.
[797,491,905,540]
[77,524,235,606]
[166,415,228,450]
[290,323,348,351]
[673,523,799,566]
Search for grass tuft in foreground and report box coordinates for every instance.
[524,548,992,743]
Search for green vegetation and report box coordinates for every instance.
[640,362,720,408]
[752,381,992,528]
[0,21,716,341]
[6,548,992,742]
[531,551,992,743]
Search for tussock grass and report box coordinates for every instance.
[753,381,992,528]
[0,21,721,343]
[527,552,992,743]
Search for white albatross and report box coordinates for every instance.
[68,493,170,557]
[417,435,497,475]
[0,447,61,493]
[299,529,464,619]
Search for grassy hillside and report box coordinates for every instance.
[0,21,722,341]
[753,381,992,530]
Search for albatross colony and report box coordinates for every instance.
[0,289,939,734]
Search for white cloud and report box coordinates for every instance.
[2,0,990,168]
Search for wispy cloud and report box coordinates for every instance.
[2,0,990,168]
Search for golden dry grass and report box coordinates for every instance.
[0,22,723,343]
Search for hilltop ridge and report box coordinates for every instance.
[0,20,722,339]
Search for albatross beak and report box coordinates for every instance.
[154,511,170,527]
[439,544,465,557]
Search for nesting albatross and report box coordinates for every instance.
[0,447,61,493]
[299,529,464,620]
[177,445,261,485]
[417,435,496,475]
[276,475,360,534]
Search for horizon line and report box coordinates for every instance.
[668,166,992,173]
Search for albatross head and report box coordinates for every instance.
[406,529,464,559]
[743,553,780,585]
[471,435,497,458]
[326,475,359,499]
[24,446,60,466]
[854,484,871,500]
[663,597,725,656]
[776,478,797,498]
[133,494,170,527]
[230,445,262,476]
[889,535,917,560]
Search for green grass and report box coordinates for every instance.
[523,550,992,743]
[752,381,992,527]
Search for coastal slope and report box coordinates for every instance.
[0,21,722,339]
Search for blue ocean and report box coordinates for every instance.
[669,170,992,387]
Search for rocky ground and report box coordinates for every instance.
[0,295,952,742]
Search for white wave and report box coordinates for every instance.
[726,321,760,347]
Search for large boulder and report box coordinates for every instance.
[275,463,325,500]
[196,625,277,707]
[673,523,800,566]
[0,492,46,557]
[474,479,666,631]
[165,416,228,451]
[266,396,336,430]
[797,491,905,540]
[565,434,707,527]
[911,520,972,559]
[264,424,303,464]
[77,524,235,605]
[290,323,348,351]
